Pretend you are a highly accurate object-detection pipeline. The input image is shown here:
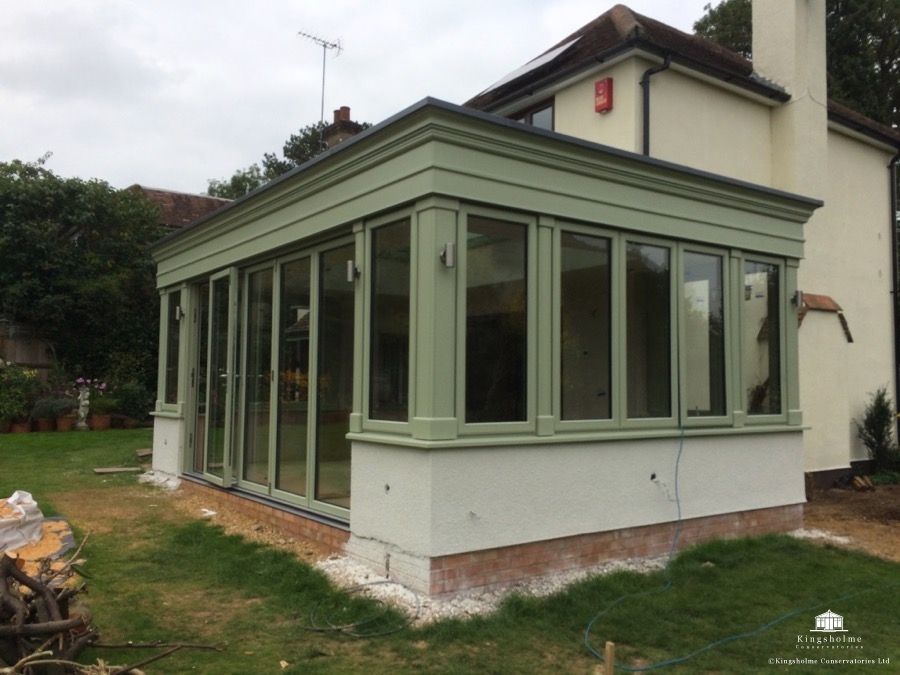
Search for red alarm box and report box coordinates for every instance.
[595,78,613,114]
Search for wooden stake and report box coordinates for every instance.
[605,641,615,675]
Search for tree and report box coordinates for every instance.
[206,163,272,199]
[0,156,164,390]
[694,0,900,128]
[693,0,751,58]
[207,120,370,199]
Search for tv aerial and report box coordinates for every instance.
[298,31,343,126]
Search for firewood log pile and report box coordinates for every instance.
[0,549,222,674]
[0,551,100,674]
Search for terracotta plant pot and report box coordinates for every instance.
[10,421,32,433]
[33,418,55,433]
[56,415,76,432]
[88,414,112,431]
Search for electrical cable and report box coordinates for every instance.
[305,579,422,638]
[583,428,900,671]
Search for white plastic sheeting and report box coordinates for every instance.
[0,490,44,553]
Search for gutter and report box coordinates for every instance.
[475,38,788,116]
[641,54,671,156]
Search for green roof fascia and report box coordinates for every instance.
[152,98,820,289]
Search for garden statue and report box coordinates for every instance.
[76,386,90,430]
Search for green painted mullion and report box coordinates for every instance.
[730,252,746,428]
[536,217,553,435]
[266,263,282,493]
[785,259,803,426]
[350,222,365,434]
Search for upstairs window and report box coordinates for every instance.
[513,100,554,130]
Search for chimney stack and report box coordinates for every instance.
[324,106,363,148]
[752,0,827,199]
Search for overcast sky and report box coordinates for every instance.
[1,1,714,194]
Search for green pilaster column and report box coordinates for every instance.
[412,197,459,440]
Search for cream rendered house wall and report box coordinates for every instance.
[553,61,773,186]
[553,59,643,155]
[798,128,897,468]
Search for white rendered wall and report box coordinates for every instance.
[151,415,183,475]
[798,130,897,470]
[349,433,804,561]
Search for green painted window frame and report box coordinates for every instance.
[554,223,620,432]
[740,254,788,426]
[457,206,538,436]
[363,210,416,433]
[235,260,278,498]
[677,244,733,428]
[621,236,678,430]
[551,230,793,434]
[156,286,186,415]
[269,235,357,521]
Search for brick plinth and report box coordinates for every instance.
[428,504,803,596]
[179,480,349,553]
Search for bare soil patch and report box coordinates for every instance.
[48,484,324,563]
[803,483,900,562]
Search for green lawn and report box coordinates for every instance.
[1,429,898,673]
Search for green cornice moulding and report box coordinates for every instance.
[153,99,819,289]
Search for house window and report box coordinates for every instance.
[164,290,181,405]
[626,242,672,419]
[744,260,782,415]
[465,216,527,423]
[683,251,726,417]
[560,232,612,420]
[370,218,411,421]
[514,100,554,130]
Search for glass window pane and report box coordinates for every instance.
[164,290,181,405]
[626,243,671,418]
[242,268,273,486]
[684,252,726,417]
[744,261,781,415]
[316,244,355,508]
[370,219,411,421]
[530,105,553,130]
[466,216,527,423]
[561,232,611,420]
[277,258,311,496]
[193,282,209,473]
[206,277,231,478]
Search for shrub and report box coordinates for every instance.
[115,380,153,423]
[0,360,44,423]
[31,397,59,420]
[855,386,900,472]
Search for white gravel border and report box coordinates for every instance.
[315,554,668,624]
